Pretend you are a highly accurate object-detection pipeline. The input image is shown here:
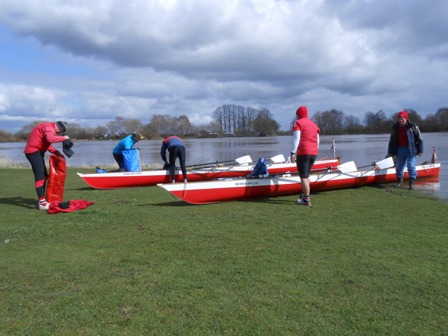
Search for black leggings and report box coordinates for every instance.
[25,151,48,199]
[168,146,187,181]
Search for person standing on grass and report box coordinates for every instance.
[112,131,143,171]
[24,121,70,210]
[290,106,320,207]
[387,110,423,190]
[161,135,187,183]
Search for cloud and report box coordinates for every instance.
[0,0,447,132]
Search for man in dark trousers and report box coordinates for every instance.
[161,136,187,183]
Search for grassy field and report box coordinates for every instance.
[1,167,447,335]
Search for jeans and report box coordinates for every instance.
[395,146,417,180]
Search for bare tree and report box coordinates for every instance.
[93,126,109,139]
[343,115,363,134]
[107,116,127,137]
[245,107,257,133]
[122,119,144,135]
[364,110,388,133]
[147,114,176,137]
[253,108,279,136]
[313,109,345,134]
[212,106,225,132]
[178,115,194,136]
[435,108,448,131]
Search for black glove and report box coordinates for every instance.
[163,162,170,170]
[63,139,74,148]
[62,140,74,157]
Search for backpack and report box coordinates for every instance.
[248,157,269,178]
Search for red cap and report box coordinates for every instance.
[398,110,408,120]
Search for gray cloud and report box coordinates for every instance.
[0,0,447,132]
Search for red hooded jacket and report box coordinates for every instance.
[24,122,66,154]
[292,106,320,155]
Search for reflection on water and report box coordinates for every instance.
[1,133,447,200]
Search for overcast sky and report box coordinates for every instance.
[1,0,447,133]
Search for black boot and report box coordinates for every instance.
[409,179,415,190]
[396,177,404,188]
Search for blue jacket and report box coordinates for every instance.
[113,135,138,155]
[388,121,423,157]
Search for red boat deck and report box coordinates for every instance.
[159,163,441,204]
[78,159,339,189]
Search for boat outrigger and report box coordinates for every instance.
[77,154,340,189]
[158,158,441,204]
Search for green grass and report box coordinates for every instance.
[1,168,447,335]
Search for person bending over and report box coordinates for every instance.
[24,121,70,210]
[112,132,143,171]
[161,136,187,183]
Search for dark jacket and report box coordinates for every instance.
[387,121,423,157]
[160,136,185,162]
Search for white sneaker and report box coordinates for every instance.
[296,198,312,207]
[38,200,50,210]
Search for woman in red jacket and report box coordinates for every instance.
[24,121,70,210]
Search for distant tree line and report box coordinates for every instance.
[311,107,448,135]
[2,104,281,141]
[1,105,447,142]
[212,105,280,136]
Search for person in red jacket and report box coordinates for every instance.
[290,106,320,207]
[24,121,70,210]
[386,110,424,190]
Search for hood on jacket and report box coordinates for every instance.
[296,106,308,119]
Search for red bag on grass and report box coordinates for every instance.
[48,200,94,214]
[46,154,67,203]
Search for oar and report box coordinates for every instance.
[270,154,286,163]
[357,156,395,170]
[374,156,395,170]
[186,155,253,169]
[337,157,395,174]
[235,155,253,164]
[336,161,358,173]
[281,157,394,177]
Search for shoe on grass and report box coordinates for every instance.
[296,198,312,207]
[38,200,50,210]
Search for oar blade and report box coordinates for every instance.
[337,161,357,173]
[374,156,395,170]
[235,155,252,165]
[270,154,286,163]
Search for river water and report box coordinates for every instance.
[1,133,447,200]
